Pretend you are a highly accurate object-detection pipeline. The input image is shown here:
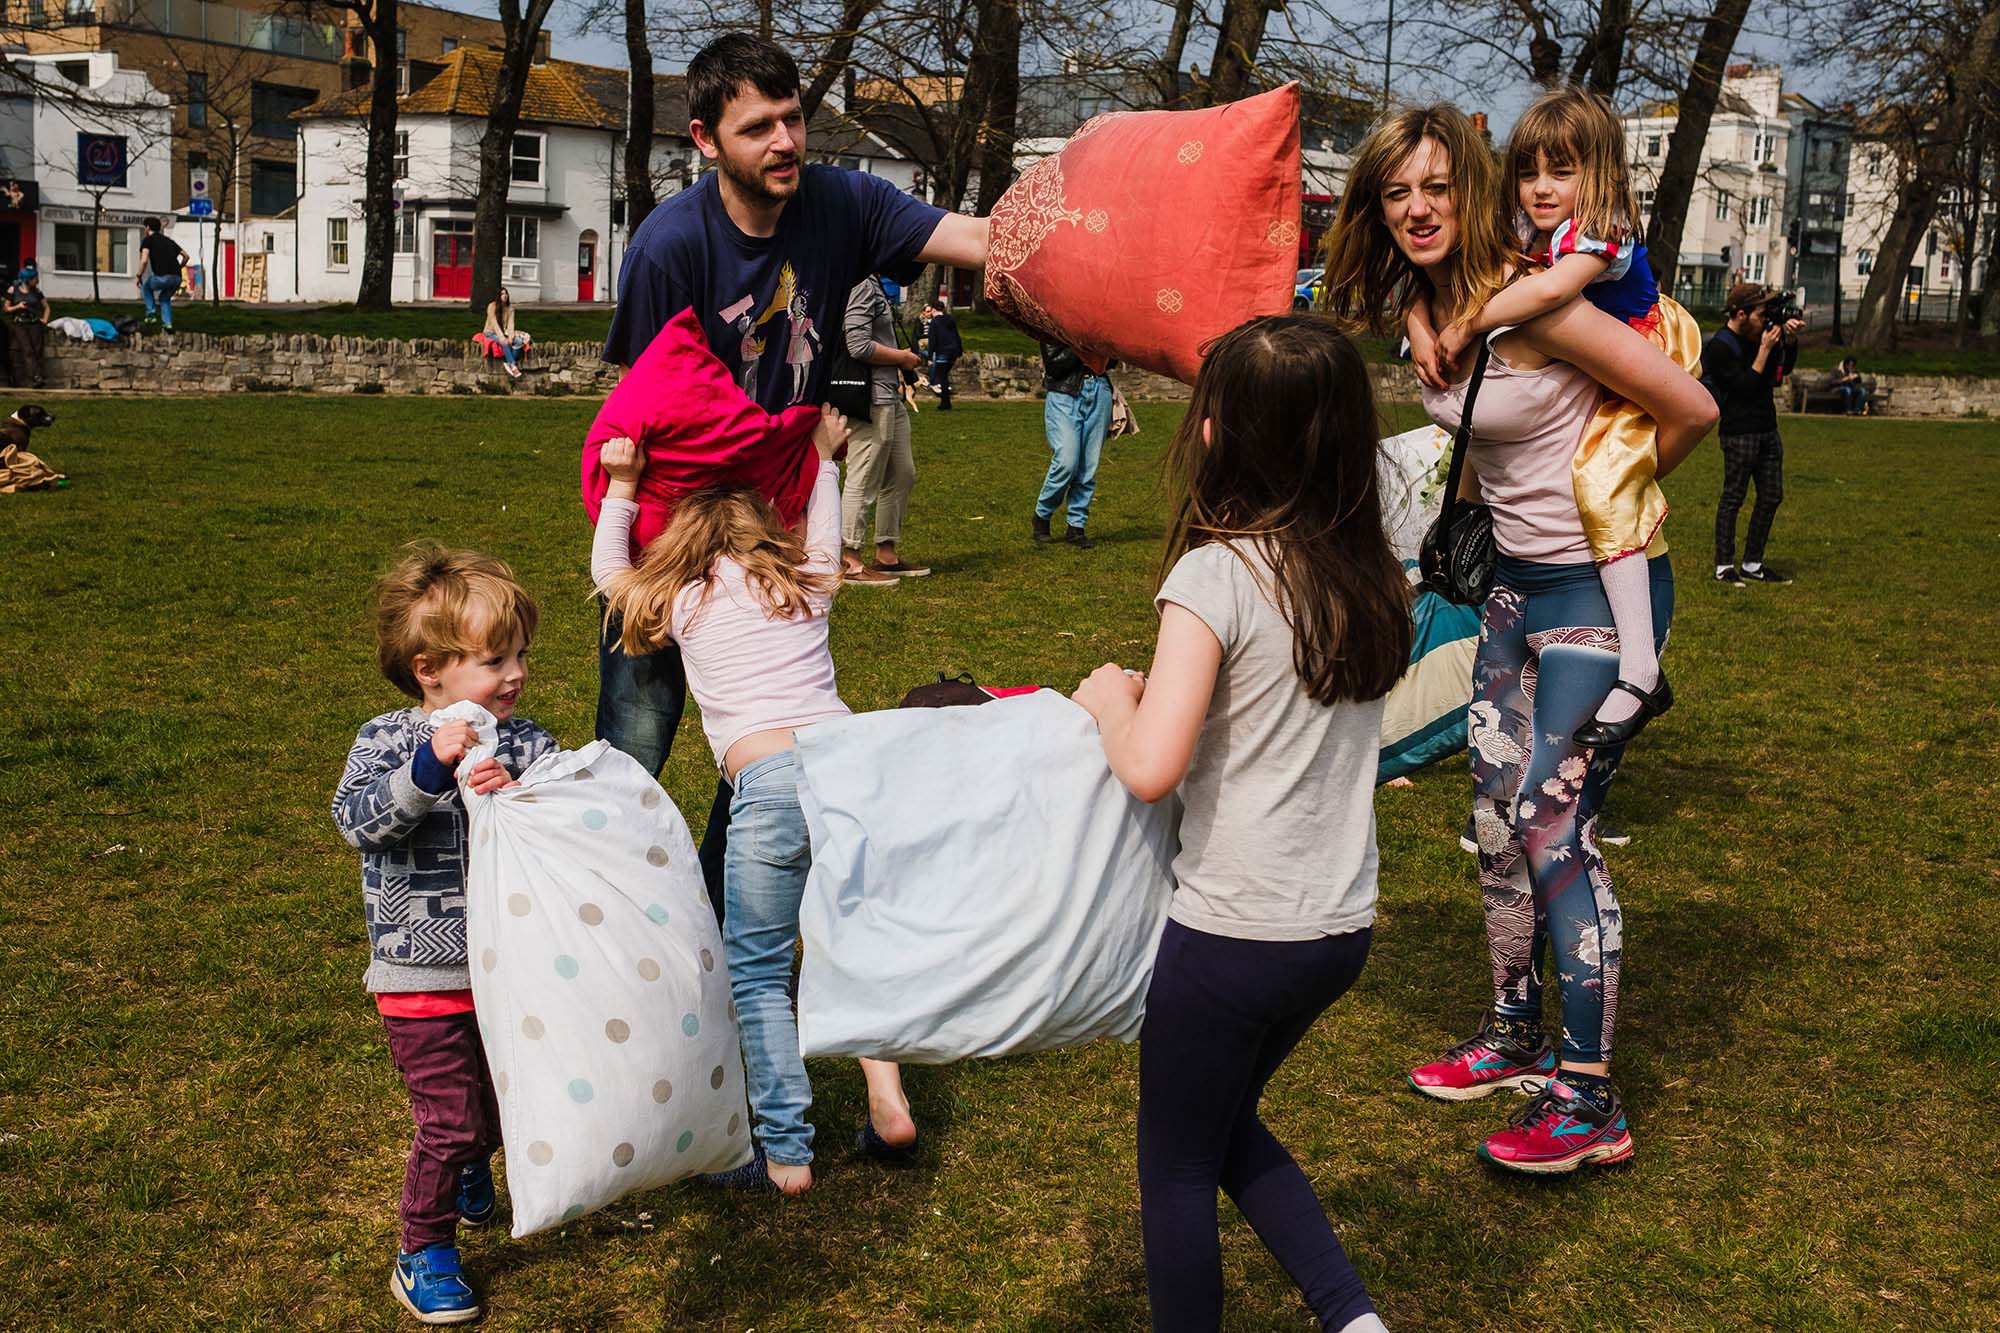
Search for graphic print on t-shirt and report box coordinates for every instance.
[718,262,817,405]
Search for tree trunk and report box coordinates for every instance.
[1155,0,1198,107]
[801,0,881,120]
[1645,0,1753,290]
[968,0,1019,312]
[1979,223,2000,341]
[470,0,557,311]
[1568,0,1631,97]
[354,0,399,311]
[937,0,1016,214]
[1204,0,1283,107]
[1853,7,2000,351]
[623,0,657,234]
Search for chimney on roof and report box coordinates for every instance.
[1472,110,1490,144]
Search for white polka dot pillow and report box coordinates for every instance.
[438,703,750,1236]
[983,83,1303,385]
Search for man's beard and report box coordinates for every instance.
[717,146,801,207]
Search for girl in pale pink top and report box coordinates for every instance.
[591,413,918,1194]
[1323,103,1715,1177]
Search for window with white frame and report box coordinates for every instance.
[1857,248,1874,274]
[505,214,539,259]
[1747,253,1766,281]
[1867,150,1882,178]
[1639,188,1655,215]
[328,216,349,268]
[394,130,409,180]
[510,132,544,185]
[1646,134,1661,157]
[1748,196,1770,227]
[1754,131,1776,163]
[52,222,130,273]
[395,210,417,253]
[1714,191,1731,221]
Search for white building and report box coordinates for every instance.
[0,51,178,301]
[1843,138,1992,307]
[1625,64,1793,305]
[296,48,700,305]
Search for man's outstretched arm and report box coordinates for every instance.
[918,213,991,270]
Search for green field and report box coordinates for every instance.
[2,397,1996,1329]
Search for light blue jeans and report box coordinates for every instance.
[142,272,180,327]
[1037,375,1112,528]
[722,749,815,1166]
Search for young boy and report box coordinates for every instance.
[331,545,556,1324]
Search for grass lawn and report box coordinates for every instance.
[2,396,1997,1329]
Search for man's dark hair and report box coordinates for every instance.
[687,34,801,132]
[143,217,160,232]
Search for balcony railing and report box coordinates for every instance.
[107,0,340,61]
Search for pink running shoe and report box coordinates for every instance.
[1407,1018,1556,1102]
[1477,1079,1634,1175]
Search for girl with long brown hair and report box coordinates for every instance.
[590,410,920,1195]
[1325,103,1715,1176]
[1072,315,1405,1333]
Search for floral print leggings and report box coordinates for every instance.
[1466,554,1674,1064]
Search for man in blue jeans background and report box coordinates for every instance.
[137,218,186,331]
[1033,340,1111,550]
[597,32,989,909]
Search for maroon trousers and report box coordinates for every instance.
[382,1012,501,1253]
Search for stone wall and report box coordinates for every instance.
[25,331,2000,416]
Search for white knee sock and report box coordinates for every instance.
[1594,556,1659,725]
[1336,1315,1390,1333]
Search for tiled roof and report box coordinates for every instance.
[297,48,688,133]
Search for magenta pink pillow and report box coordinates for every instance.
[582,307,822,554]
[985,84,1304,385]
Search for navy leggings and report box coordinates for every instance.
[1468,553,1673,1064]
[1138,919,1375,1332]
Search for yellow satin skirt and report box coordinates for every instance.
[1573,295,1702,563]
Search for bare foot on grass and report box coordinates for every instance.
[767,1161,813,1194]
[859,1057,918,1148]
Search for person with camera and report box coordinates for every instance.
[1705,283,1803,586]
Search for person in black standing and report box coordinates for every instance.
[1705,282,1803,586]
[923,296,962,409]
[138,218,188,332]
[4,261,50,388]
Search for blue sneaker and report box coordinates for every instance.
[456,1159,496,1228]
[391,1245,481,1324]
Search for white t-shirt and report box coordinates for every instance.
[1155,542,1383,941]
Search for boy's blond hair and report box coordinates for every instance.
[1504,88,1642,249]
[371,543,539,700]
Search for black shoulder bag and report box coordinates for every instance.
[1418,339,1496,606]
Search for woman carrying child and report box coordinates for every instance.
[1072,316,1404,1332]
[1410,88,1702,747]
[590,409,918,1194]
[1324,102,1716,1173]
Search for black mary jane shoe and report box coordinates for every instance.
[1572,675,1673,748]
[855,1120,921,1167]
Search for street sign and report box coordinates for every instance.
[189,199,213,216]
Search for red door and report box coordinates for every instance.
[223,240,237,298]
[577,238,596,301]
[433,222,473,300]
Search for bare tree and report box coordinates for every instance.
[470,0,558,311]
[1645,0,1752,287]
[623,0,659,231]
[1830,0,2000,349]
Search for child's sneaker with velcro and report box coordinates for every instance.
[1407,1018,1556,1101]
[1476,1078,1634,1175]
[456,1159,496,1228]
[391,1244,481,1324]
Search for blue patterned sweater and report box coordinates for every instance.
[332,707,558,992]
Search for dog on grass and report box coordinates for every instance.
[0,403,54,451]
[0,403,62,493]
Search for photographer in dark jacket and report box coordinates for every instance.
[1704,282,1803,586]
[923,298,963,409]
[1034,340,1112,549]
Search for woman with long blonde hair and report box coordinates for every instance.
[1324,103,1716,1175]
[590,408,920,1194]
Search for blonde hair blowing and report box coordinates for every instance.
[603,488,837,655]
[372,543,540,700]
[1506,88,1642,249]
[1320,104,1515,333]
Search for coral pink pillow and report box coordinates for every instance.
[582,307,823,556]
[986,84,1303,385]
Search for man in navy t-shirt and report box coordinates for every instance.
[595,32,991,921]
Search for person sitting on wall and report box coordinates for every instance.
[478,287,532,380]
